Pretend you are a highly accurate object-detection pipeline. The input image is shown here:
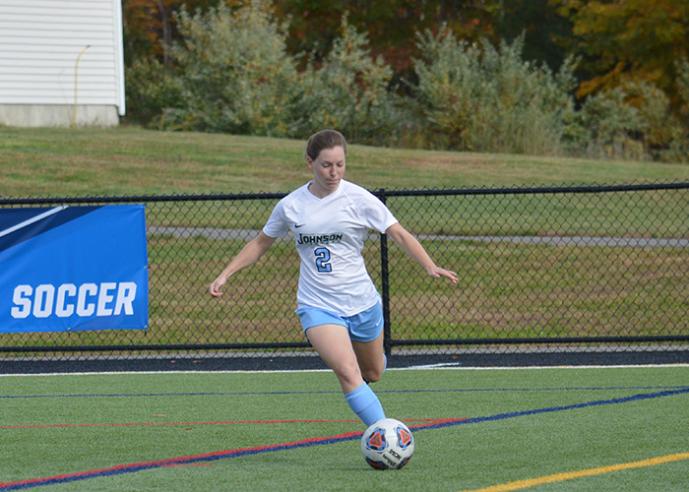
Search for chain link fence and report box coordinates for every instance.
[1,182,688,362]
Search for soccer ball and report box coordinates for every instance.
[361,418,414,470]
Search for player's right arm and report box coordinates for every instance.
[209,231,276,297]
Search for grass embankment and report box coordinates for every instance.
[2,125,689,197]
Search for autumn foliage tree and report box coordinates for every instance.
[272,1,500,74]
[553,0,689,100]
[123,0,220,66]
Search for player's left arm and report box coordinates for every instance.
[385,223,458,284]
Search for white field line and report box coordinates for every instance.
[2,364,689,377]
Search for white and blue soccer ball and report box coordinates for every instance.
[361,418,415,470]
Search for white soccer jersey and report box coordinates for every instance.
[262,180,398,316]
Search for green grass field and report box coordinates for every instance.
[2,367,689,491]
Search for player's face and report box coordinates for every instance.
[308,146,346,196]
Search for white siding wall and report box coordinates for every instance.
[0,0,124,115]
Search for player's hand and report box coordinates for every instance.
[428,266,458,285]
[209,275,227,297]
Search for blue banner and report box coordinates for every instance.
[0,205,148,333]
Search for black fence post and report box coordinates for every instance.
[377,188,393,360]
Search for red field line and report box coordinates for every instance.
[0,420,469,491]
[0,430,366,491]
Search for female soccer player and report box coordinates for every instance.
[209,129,457,426]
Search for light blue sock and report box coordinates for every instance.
[345,382,386,426]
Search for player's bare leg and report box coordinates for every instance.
[352,331,385,383]
[306,324,385,425]
[306,324,364,393]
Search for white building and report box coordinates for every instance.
[0,0,125,127]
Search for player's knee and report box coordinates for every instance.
[362,367,382,383]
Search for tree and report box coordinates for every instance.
[123,0,221,66]
[273,1,499,78]
[553,0,689,101]
[493,0,572,71]
[125,1,568,86]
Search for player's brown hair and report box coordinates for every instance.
[305,129,347,160]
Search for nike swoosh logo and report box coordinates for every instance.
[294,224,305,228]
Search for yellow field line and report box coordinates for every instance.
[467,451,689,492]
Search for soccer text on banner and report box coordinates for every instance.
[0,205,148,333]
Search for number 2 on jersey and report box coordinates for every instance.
[314,247,332,273]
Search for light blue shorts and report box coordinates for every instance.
[296,302,384,343]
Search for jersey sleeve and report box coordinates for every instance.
[359,190,398,233]
[262,200,290,238]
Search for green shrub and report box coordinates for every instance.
[124,57,182,127]
[660,129,689,164]
[625,81,686,162]
[413,30,576,155]
[570,80,688,162]
[288,18,402,145]
[160,1,298,135]
[677,59,689,121]
[665,59,689,163]
[569,87,645,160]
